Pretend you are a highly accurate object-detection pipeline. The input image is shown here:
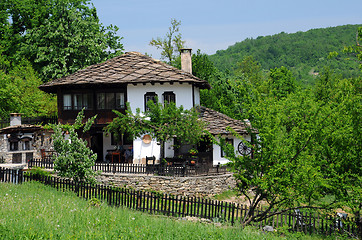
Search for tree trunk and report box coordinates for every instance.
[160,140,165,162]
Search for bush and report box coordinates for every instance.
[24,167,51,178]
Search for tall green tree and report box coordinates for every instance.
[268,66,296,99]
[2,0,123,82]
[314,71,361,228]
[0,60,57,118]
[149,18,185,64]
[218,88,352,226]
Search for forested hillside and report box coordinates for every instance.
[209,24,361,86]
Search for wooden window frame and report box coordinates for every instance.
[144,92,158,111]
[221,138,234,157]
[163,91,176,105]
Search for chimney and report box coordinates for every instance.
[180,48,192,74]
[10,113,22,126]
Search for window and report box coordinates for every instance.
[97,92,125,110]
[116,93,125,109]
[22,141,30,151]
[63,94,72,110]
[221,138,233,157]
[106,93,115,109]
[63,93,93,110]
[10,142,18,151]
[144,92,158,111]
[163,91,175,104]
[97,93,105,109]
[74,93,93,110]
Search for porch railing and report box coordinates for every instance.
[27,158,229,177]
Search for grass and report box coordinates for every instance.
[214,190,238,201]
[0,182,342,240]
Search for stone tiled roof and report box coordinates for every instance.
[39,52,210,93]
[0,124,44,134]
[198,106,251,135]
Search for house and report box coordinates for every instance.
[39,49,251,165]
[0,113,53,164]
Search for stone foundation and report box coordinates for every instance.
[96,173,236,198]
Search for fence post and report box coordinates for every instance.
[108,186,112,206]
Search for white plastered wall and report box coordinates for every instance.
[194,86,200,106]
[132,137,161,163]
[102,132,113,161]
[212,134,251,165]
[127,82,196,112]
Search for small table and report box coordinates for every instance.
[111,152,121,163]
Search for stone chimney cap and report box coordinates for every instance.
[180,48,192,52]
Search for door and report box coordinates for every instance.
[91,133,103,162]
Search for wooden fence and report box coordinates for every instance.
[27,158,229,176]
[1,167,360,238]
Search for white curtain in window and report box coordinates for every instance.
[63,94,71,110]
[116,93,125,109]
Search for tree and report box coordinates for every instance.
[210,69,361,229]
[313,72,361,231]
[217,90,344,226]
[149,18,185,64]
[2,0,124,82]
[0,60,57,118]
[268,66,296,99]
[330,26,362,70]
[106,101,206,160]
[201,56,265,120]
[234,56,266,93]
[51,110,97,184]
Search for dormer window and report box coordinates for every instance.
[163,91,175,104]
[144,92,158,111]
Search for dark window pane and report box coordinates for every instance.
[74,94,83,110]
[97,93,105,109]
[144,92,157,111]
[221,138,233,157]
[106,93,115,109]
[10,142,18,151]
[163,91,175,104]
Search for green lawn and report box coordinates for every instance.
[0,182,337,239]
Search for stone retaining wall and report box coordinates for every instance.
[96,173,236,198]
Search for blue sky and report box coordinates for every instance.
[91,0,362,59]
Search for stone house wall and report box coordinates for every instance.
[96,173,236,198]
[0,131,53,164]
